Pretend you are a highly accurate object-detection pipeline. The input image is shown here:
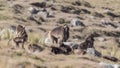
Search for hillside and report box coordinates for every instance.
[0,0,120,68]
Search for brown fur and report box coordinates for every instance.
[51,43,73,55]
[49,25,70,44]
[13,25,28,49]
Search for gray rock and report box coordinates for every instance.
[12,4,24,14]
[30,2,46,8]
[86,48,101,57]
[37,11,48,22]
[63,42,79,49]
[28,44,44,53]
[99,62,120,68]
[71,18,85,27]
[9,25,16,33]
[81,9,91,14]
[72,1,81,6]
[99,62,114,68]
[56,18,65,24]
[97,37,106,42]
[44,37,51,45]
[61,6,74,13]
[92,12,104,18]
[0,29,6,35]
[48,11,54,17]
[28,7,39,14]
[27,15,41,25]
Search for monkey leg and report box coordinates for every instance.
[15,42,19,48]
[21,42,25,49]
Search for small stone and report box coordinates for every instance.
[71,18,85,27]
[28,7,39,14]
[86,48,101,57]
[44,37,51,45]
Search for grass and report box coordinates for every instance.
[0,14,10,20]
[28,33,45,46]
[95,37,120,62]
[0,28,14,40]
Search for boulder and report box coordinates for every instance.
[103,56,119,62]
[73,9,81,14]
[28,7,39,14]
[61,6,74,13]
[12,4,24,14]
[99,62,120,68]
[37,11,48,22]
[86,48,101,57]
[71,18,85,27]
[56,18,65,24]
[28,44,44,53]
[44,37,51,45]
[9,25,16,33]
[92,12,104,18]
[63,42,79,49]
[81,9,91,14]
[97,37,106,42]
[72,1,81,6]
[30,2,46,8]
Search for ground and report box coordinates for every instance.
[0,0,120,68]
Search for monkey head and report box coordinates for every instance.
[63,25,70,41]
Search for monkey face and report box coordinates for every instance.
[17,25,25,32]
[64,25,69,33]
[63,25,70,41]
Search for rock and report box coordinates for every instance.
[97,37,106,42]
[102,7,114,12]
[99,62,120,68]
[28,44,44,53]
[73,9,81,14]
[28,28,34,32]
[47,11,54,17]
[28,10,48,23]
[63,42,79,49]
[82,1,93,8]
[44,37,51,45]
[9,25,16,33]
[0,29,6,36]
[72,1,81,6]
[61,6,74,13]
[86,48,101,57]
[30,2,46,8]
[81,9,91,14]
[12,4,24,14]
[27,15,42,25]
[101,20,118,28]
[37,11,48,22]
[99,62,114,68]
[56,18,65,24]
[106,11,120,18]
[103,56,119,62]
[72,35,81,40]
[71,18,85,27]
[92,12,104,18]
[72,0,93,8]
[28,7,39,14]
[51,6,57,10]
